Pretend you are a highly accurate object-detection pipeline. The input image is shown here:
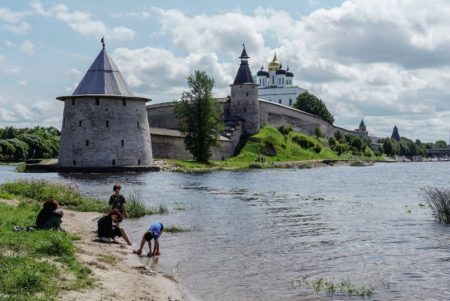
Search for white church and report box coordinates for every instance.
[256,53,306,107]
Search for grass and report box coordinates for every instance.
[0,180,108,213]
[292,277,375,297]
[126,192,168,217]
[0,180,156,218]
[167,126,381,172]
[164,224,201,233]
[423,187,450,223]
[0,201,94,300]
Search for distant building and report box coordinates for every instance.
[256,53,306,107]
[391,125,401,141]
[354,119,368,135]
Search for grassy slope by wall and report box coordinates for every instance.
[170,125,381,171]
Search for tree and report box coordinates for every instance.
[435,140,447,149]
[294,92,334,124]
[383,138,396,156]
[174,70,223,163]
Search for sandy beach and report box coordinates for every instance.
[59,209,184,301]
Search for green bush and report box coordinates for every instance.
[292,135,314,149]
[328,136,336,147]
[277,126,293,138]
[313,144,322,153]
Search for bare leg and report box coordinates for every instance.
[154,240,160,255]
[137,236,146,252]
[120,228,132,245]
[147,240,153,257]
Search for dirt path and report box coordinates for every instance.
[60,209,183,301]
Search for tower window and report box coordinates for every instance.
[122,99,127,106]
[137,121,140,129]
[112,159,116,166]
[71,98,75,105]
[73,160,76,166]
[86,140,89,146]
[121,140,124,147]
[79,120,82,127]
[95,97,100,105]
[246,92,249,97]
[244,108,247,113]
[289,99,292,106]
[279,99,282,104]
[106,120,109,127]
[138,159,141,165]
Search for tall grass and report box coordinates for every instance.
[0,180,108,212]
[0,180,163,218]
[423,187,450,223]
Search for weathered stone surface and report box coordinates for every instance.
[58,96,153,168]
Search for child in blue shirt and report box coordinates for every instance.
[133,221,164,257]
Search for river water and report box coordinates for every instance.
[1,162,450,300]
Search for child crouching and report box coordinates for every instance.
[133,221,164,257]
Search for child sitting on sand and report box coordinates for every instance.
[133,221,164,257]
[97,210,132,245]
[35,199,64,230]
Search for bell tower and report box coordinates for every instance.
[230,44,260,135]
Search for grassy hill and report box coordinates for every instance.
[170,126,380,171]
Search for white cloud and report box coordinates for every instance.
[108,2,450,141]
[5,40,16,47]
[0,7,30,34]
[20,40,35,54]
[17,80,27,87]
[6,67,20,75]
[67,68,82,79]
[0,54,4,64]
[33,3,136,41]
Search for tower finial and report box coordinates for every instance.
[101,36,105,49]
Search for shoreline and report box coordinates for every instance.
[59,209,183,301]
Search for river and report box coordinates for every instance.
[1,162,450,300]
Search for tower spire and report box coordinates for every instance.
[101,36,105,49]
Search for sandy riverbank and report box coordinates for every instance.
[59,209,183,301]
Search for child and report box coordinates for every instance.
[109,183,128,218]
[133,221,164,257]
[97,210,132,245]
[35,199,64,230]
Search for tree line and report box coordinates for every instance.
[0,126,60,162]
[381,137,446,157]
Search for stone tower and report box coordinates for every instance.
[391,125,401,142]
[230,45,260,135]
[57,43,153,168]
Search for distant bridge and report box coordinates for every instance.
[426,148,450,158]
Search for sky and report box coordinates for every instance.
[1,0,450,142]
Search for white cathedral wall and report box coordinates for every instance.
[258,86,307,107]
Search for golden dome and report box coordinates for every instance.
[268,53,280,71]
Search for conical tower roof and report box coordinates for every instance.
[72,47,134,97]
[233,44,254,85]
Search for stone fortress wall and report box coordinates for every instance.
[147,96,369,160]
[59,96,153,167]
